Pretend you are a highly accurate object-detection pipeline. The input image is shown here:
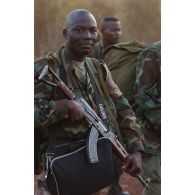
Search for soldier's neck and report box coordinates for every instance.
[102,40,112,50]
[65,47,85,62]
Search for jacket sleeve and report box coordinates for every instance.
[103,63,144,153]
[34,59,68,129]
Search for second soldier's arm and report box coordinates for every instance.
[103,63,144,176]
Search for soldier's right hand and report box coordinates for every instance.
[67,100,85,123]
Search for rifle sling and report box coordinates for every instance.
[60,47,73,90]
[86,59,126,147]
[85,59,110,128]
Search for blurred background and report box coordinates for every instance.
[35,0,161,58]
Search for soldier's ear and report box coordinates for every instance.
[63,28,67,38]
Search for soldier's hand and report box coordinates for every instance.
[122,151,142,177]
[67,100,85,123]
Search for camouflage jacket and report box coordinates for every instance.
[34,46,144,173]
[134,42,161,146]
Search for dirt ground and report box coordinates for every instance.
[99,172,143,195]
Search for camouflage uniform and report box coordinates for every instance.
[34,46,144,176]
[134,42,161,195]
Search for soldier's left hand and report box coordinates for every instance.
[122,151,142,177]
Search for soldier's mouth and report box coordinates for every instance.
[80,44,92,46]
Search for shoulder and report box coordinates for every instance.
[114,40,147,49]
[140,42,161,58]
[147,41,161,51]
[34,56,49,80]
[85,57,101,71]
[103,41,147,62]
[85,57,107,79]
[35,48,62,68]
[86,57,99,63]
[34,48,63,79]
[138,42,161,65]
[86,57,107,70]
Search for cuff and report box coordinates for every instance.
[54,99,68,115]
[125,138,144,153]
[109,87,123,100]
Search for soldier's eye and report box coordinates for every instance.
[76,29,83,32]
[91,28,97,34]
[75,28,85,32]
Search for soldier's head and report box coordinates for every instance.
[100,16,122,47]
[63,9,98,61]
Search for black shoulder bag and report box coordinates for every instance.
[45,135,116,195]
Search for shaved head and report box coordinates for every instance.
[65,9,97,29]
[63,9,98,61]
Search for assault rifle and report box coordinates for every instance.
[38,65,150,188]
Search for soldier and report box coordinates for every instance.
[34,9,144,195]
[93,16,122,60]
[134,42,161,195]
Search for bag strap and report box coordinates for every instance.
[85,59,110,127]
[60,47,73,90]
[85,59,125,147]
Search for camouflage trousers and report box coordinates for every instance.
[141,141,161,195]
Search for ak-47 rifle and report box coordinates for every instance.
[38,65,150,188]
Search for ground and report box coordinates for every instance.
[99,172,143,195]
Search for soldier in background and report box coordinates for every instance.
[134,42,161,195]
[93,16,122,60]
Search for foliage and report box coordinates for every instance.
[35,0,160,57]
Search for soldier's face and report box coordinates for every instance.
[102,21,122,45]
[64,15,97,59]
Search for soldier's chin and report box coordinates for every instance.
[81,48,92,55]
[114,40,120,44]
